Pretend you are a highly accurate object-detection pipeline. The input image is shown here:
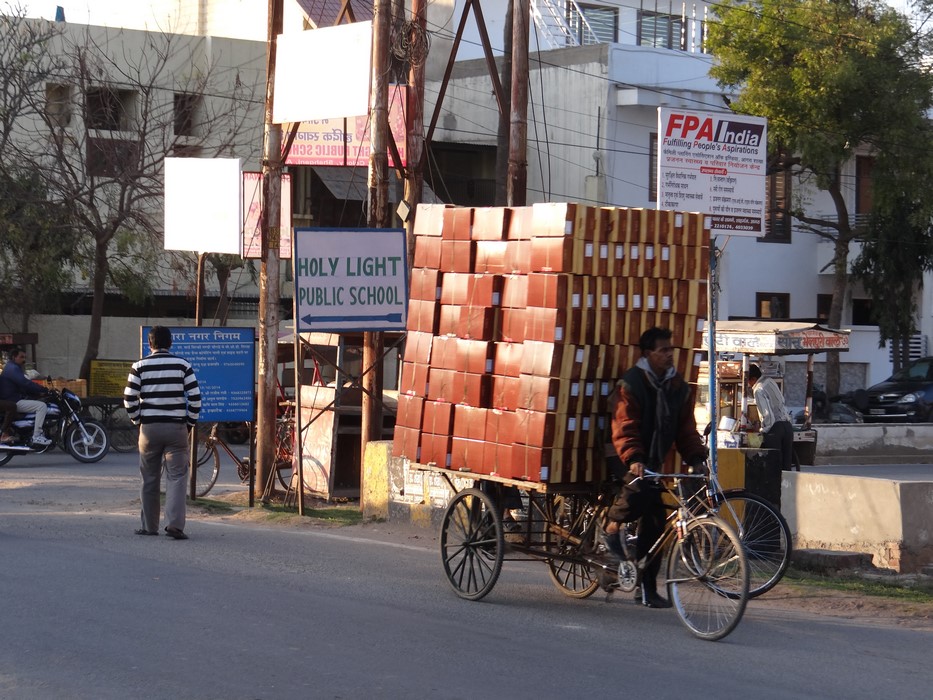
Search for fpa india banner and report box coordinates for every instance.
[658,108,768,237]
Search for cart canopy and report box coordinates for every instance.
[702,321,849,355]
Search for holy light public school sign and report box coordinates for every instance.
[293,227,409,332]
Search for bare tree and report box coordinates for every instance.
[1,13,263,376]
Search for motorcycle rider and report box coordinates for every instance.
[0,347,52,446]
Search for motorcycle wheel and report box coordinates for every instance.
[64,420,110,463]
[0,451,12,467]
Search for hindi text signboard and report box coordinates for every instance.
[658,107,768,237]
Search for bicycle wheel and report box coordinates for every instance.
[545,494,601,599]
[716,490,791,597]
[108,407,139,453]
[666,515,748,641]
[274,418,295,491]
[440,488,504,601]
[190,427,220,497]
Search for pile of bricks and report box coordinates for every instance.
[392,202,709,484]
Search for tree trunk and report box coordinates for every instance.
[79,238,109,380]
[824,177,852,399]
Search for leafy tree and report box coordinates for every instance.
[707,0,933,395]
[0,9,262,377]
[0,170,80,330]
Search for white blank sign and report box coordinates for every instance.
[273,22,373,124]
[164,157,242,254]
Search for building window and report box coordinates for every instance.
[816,294,831,322]
[87,137,139,177]
[637,11,685,51]
[174,93,202,137]
[855,155,873,219]
[567,4,618,45]
[648,133,657,202]
[756,292,789,319]
[851,298,875,326]
[763,169,792,242]
[45,83,72,127]
[172,145,203,158]
[86,88,135,131]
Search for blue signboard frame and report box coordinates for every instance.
[141,326,256,422]
[293,227,409,332]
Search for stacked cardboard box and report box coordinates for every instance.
[393,202,709,484]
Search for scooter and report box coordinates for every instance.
[0,388,109,466]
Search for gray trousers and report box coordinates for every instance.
[138,422,189,532]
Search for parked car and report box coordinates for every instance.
[852,357,933,423]
[793,403,863,425]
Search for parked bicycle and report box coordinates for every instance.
[190,410,295,498]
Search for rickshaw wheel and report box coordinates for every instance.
[546,494,600,599]
[440,487,504,601]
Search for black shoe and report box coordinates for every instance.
[134,528,158,536]
[639,589,672,609]
[165,527,189,540]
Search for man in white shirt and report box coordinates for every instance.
[748,363,793,470]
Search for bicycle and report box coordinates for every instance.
[190,418,294,498]
[440,468,750,641]
[82,397,138,453]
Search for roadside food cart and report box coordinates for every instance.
[702,320,851,467]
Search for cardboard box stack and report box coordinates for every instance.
[393,202,709,484]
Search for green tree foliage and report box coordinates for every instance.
[0,170,80,330]
[707,0,933,394]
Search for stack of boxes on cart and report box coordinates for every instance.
[392,202,709,485]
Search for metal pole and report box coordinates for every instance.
[189,252,206,501]
[707,238,719,475]
[257,0,284,505]
[403,0,426,262]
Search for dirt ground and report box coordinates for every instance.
[194,494,933,631]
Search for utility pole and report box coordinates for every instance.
[495,0,513,206]
[507,0,529,206]
[362,0,390,460]
[257,0,284,503]
[403,0,427,262]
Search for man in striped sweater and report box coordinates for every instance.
[124,326,201,539]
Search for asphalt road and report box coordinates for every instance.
[2,449,932,699]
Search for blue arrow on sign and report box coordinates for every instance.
[302,313,403,325]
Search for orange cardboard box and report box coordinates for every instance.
[406,298,438,334]
[451,371,491,407]
[494,341,524,377]
[430,335,458,370]
[437,304,460,336]
[399,361,429,397]
[458,305,499,340]
[422,400,454,435]
[506,205,535,240]
[391,425,420,461]
[504,239,532,273]
[403,330,433,364]
[413,235,441,269]
[456,338,495,375]
[420,433,450,468]
[501,274,528,308]
[482,441,514,477]
[409,267,441,301]
[449,437,486,472]
[485,408,517,445]
[441,206,473,241]
[529,236,575,273]
[412,203,448,237]
[490,374,521,410]
[471,206,510,241]
[427,367,456,403]
[395,393,424,429]
[453,405,487,441]
[474,240,510,274]
[531,201,577,237]
[440,239,475,273]
[499,307,526,343]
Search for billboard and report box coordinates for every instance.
[242,172,293,259]
[284,86,408,168]
[658,108,768,237]
[141,326,255,422]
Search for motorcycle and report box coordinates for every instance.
[0,388,110,466]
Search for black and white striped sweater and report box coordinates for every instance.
[123,350,201,426]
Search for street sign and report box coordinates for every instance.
[293,227,409,332]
